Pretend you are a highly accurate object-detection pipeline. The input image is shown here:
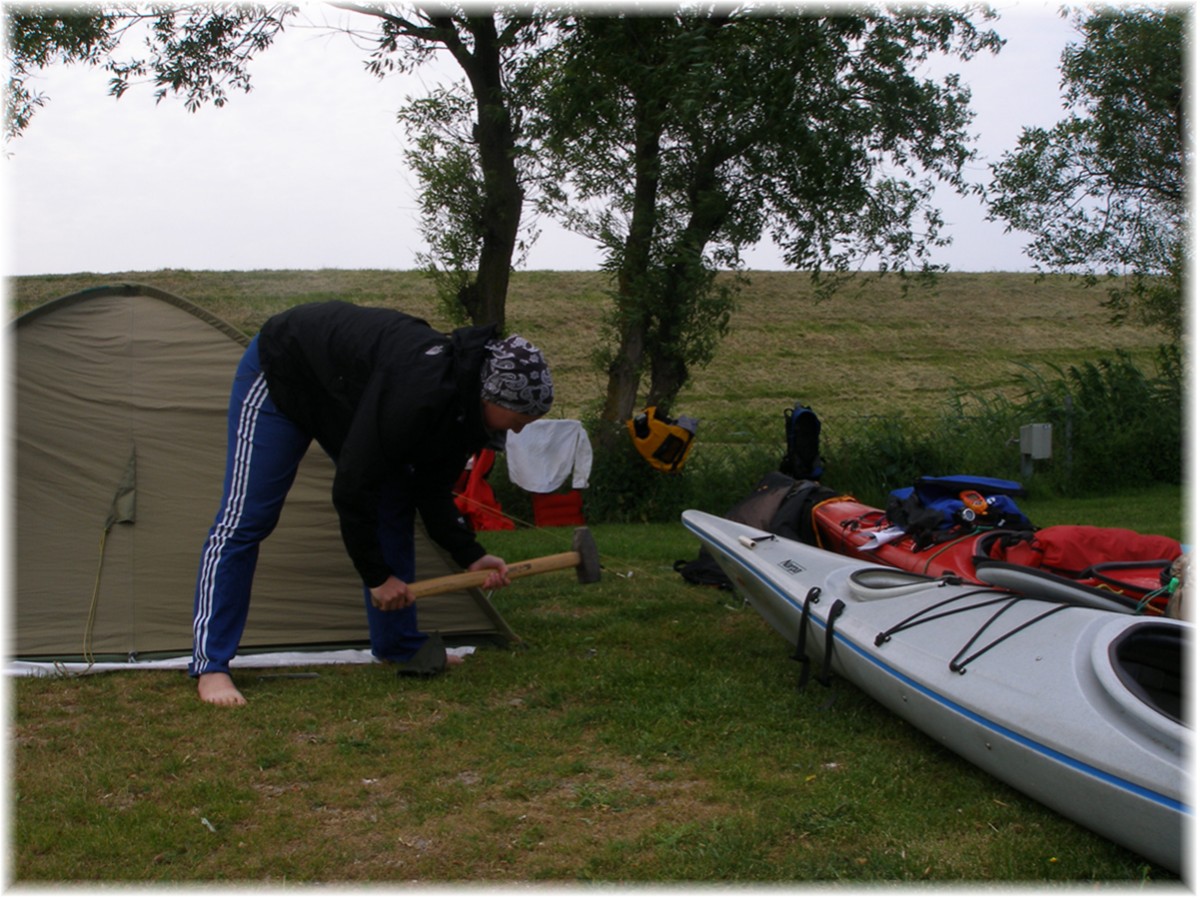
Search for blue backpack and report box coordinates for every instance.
[886,475,1034,548]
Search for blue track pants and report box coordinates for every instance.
[190,337,427,677]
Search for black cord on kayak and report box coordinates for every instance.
[791,586,821,692]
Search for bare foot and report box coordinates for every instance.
[198,672,246,706]
[446,653,465,668]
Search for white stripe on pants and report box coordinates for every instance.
[190,339,309,676]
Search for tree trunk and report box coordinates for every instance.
[647,352,689,417]
[600,317,648,424]
[446,16,524,330]
[600,91,665,424]
[646,165,728,414]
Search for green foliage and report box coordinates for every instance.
[4,5,293,141]
[815,349,1182,504]
[5,7,118,139]
[125,5,292,110]
[818,349,1181,506]
[531,9,1003,419]
[506,349,1185,523]
[986,7,1186,341]
[823,416,951,506]
[1002,347,1184,492]
[400,86,488,327]
[373,10,549,328]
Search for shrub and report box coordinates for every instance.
[1010,347,1184,492]
[488,350,1182,524]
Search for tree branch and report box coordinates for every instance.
[326,1,443,42]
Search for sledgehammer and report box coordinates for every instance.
[407,527,601,599]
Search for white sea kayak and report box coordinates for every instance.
[682,509,1192,874]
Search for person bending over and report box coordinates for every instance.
[190,300,553,706]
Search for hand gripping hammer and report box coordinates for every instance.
[407,527,601,599]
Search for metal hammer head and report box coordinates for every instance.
[571,527,602,584]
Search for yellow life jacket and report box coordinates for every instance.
[626,406,697,473]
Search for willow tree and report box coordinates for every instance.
[5,4,293,140]
[987,6,1187,342]
[530,8,1001,423]
[346,5,551,329]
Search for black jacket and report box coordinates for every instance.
[258,301,497,587]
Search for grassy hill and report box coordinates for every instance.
[8,268,1166,432]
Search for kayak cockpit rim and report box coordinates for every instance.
[1107,620,1187,726]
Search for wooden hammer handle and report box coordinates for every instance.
[408,551,582,600]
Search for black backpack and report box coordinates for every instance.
[675,473,840,589]
[780,405,824,480]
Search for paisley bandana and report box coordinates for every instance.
[480,336,554,416]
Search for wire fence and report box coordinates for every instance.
[492,380,1184,526]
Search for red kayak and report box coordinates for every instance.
[811,495,1181,616]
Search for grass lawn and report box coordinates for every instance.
[12,493,1184,886]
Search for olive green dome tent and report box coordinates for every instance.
[11,283,517,669]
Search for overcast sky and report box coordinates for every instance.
[3,2,1081,277]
